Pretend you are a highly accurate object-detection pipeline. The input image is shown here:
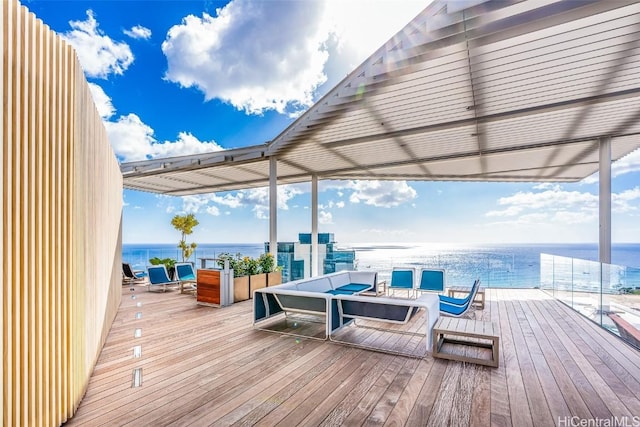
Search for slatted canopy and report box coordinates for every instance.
[121,0,640,196]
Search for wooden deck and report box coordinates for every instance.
[65,285,640,426]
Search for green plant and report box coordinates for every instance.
[217,252,244,276]
[216,253,261,277]
[242,256,259,276]
[171,213,199,262]
[149,257,176,269]
[257,253,276,273]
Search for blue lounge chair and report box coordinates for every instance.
[123,262,146,285]
[147,265,180,292]
[416,268,445,294]
[439,279,481,318]
[388,267,416,298]
[175,262,197,294]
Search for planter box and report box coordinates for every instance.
[267,271,282,287]
[196,269,221,306]
[233,275,250,302]
[250,273,267,295]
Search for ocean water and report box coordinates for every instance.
[122,242,640,288]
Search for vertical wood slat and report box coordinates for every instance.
[2,1,123,425]
[0,0,6,426]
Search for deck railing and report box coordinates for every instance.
[540,253,640,349]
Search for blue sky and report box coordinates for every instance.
[25,0,640,245]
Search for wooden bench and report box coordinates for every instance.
[447,285,486,309]
[432,317,499,367]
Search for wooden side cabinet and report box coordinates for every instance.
[196,269,221,306]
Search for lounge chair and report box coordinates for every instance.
[146,265,180,292]
[388,267,416,298]
[175,262,197,294]
[416,268,445,294]
[123,262,146,285]
[439,279,481,318]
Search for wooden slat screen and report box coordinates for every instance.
[1,1,123,425]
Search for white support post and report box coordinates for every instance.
[269,156,277,258]
[599,136,611,264]
[311,175,319,277]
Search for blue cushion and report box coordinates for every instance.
[390,270,413,289]
[418,270,444,292]
[439,295,467,305]
[335,283,370,293]
[325,289,354,295]
[440,301,468,316]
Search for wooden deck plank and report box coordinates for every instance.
[470,294,492,427]
[542,298,638,418]
[526,295,613,420]
[488,290,513,427]
[64,286,640,426]
[364,357,421,425]
[511,298,572,421]
[496,296,533,427]
[341,354,411,426]
[382,358,435,426]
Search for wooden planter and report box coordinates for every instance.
[233,275,250,302]
[267,271,282,287]
[249,273,267,295]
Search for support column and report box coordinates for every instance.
[311,175,319,277]
[269,157,277,258]
[599,136,611,264]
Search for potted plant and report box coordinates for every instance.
[217,253,251,302]
[258,253,282,287]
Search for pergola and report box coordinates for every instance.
[121,0,640,273]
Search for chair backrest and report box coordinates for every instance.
[389,267,415,289]
[147,265,172,285]
[122,263,136,279]
[440,279,481,317]
[460,278,481,305]
[175,263,196,281]
[417,268,445,292]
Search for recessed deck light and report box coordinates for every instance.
[132,368,142,388]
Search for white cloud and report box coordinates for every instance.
[613,187,640,213]
[176,184,303,219]
[161,0,425,116]
[206,205,221,216]
[319,210,333,224]
[485,206,523,217]
[62,10,134,79]
[582,149,640,184]
[162,0,328,115]
[124,25,152,40]
[101,102,223,161]
[348,180,417,207]
[495,188,598,211]
[87,82,115,119]
[552,211,593,224]
[486,185,640,226]
[104,113,155,161]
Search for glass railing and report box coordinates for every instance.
[354,252,537,289]
[540,253,640,350]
